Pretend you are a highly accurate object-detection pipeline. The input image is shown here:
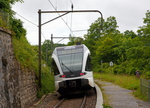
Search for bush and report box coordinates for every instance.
[113,65,125,74]
[145,71,150,79]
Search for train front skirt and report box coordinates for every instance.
[57,79,92,94]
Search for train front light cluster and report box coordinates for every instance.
[59,72,86,78]
[80,72,86,76]
[59,75,66,78]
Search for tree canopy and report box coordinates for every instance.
[68,10,150,78]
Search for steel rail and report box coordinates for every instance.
[53,98,65,108]
[80,94,87,108]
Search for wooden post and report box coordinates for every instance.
[140,78,143,94]
[148,80,150,102]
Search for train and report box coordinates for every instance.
[51,44,94,94]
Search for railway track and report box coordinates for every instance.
[52,88,96,108]
[80,94,87,108]
[53,98,65,108]
[30,88,96,108]
[52,94,87,108]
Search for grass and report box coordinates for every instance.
[103,105,113,108]
[94,72,148,101]
[12,36,55,98]
[95,82,112,108]
[37,72,55,98]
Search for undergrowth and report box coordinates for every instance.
[1,0,55,98]
[13,36,55,98]
[95,82,112,108]
[94,72,148,101]
[103,105,112,108]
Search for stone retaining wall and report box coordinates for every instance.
[0,28,37,108]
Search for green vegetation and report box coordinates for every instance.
[0,0,55,98]
[67,10,150,101]
[1,0,150,99]
[103,105,112,108]
[83,11,150,79]
[13,36,55,97]
[0,0,23,29]
[37,72,54,98]
[94,73,148,101]
[65,10,150,79]
[96,82,112,108]
[94,73,140,90]
[85,10,150,100]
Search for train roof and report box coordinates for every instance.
[53,44,89,55]
[55,44,83,49]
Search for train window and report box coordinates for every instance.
[52,59,60,75]
[85,55,92,71]
[58,52,83,73]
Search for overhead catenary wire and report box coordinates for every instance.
[14,15,39,57]
[41,32,46,40]
[16,12,38,27]
[56,38,65,43]
[72,29,88,32]
[15,11,48,43]
[16,12,48,42]
[47,0,73,34]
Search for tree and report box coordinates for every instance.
[68,36,83,45]
[0,0,26,38]
[41,40,65,66]
[10,18,26,39]
[84,16,120,55]
[0,0,23,14]
[124,30,137,38]
[103,16,119,34]
[137,10,150,37]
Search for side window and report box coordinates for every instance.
[52,59,60,75]
[85,55,92,71]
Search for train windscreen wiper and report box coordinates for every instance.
[61,62,74,74]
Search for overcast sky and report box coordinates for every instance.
[12,0,150,45]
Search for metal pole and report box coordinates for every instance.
[46,44,48,65]
[51,34,53,49]
[42,12,70,26]
[111,67,112,74]
[50,34,53,74]
[38,9,41,88]
[40,10,103,31]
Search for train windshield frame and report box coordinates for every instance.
[57,46,83,74]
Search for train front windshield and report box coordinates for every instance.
[57,46,83,76]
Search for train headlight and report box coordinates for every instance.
[80,73,84,76]
[62,75,65,78]
[80,72,87,76]
[59,74,65,78]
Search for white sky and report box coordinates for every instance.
[12,0,150,45]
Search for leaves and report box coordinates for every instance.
[81,11,150,78]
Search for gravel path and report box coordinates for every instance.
[95,80,150,108]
